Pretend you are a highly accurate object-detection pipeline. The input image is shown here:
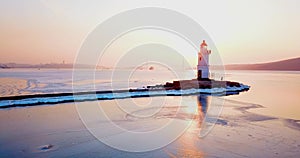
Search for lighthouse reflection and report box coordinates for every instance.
[172,95,210,157]
[196,95,210,128]
[197,95,209,115]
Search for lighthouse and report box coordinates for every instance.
[197,40,211,80]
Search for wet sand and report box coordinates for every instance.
[0,97,299,157]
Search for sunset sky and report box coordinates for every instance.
[0,0,299,65]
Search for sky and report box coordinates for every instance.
[0,0,299,65]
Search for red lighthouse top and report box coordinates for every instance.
[200,40,207,47]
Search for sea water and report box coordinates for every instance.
[225,70,300,120]
[0,69,299,119]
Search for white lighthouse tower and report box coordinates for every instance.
[197,40,211,80]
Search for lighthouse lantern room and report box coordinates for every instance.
[197,40,211,80]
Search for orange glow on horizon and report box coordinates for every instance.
[0,0,299,65]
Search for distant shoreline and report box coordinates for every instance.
[1,67,300,72]
[1,57,299,71]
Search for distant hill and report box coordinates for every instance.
[225,57,300,71]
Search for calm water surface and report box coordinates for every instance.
[0,69,299,119]
[225,70,300,120]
